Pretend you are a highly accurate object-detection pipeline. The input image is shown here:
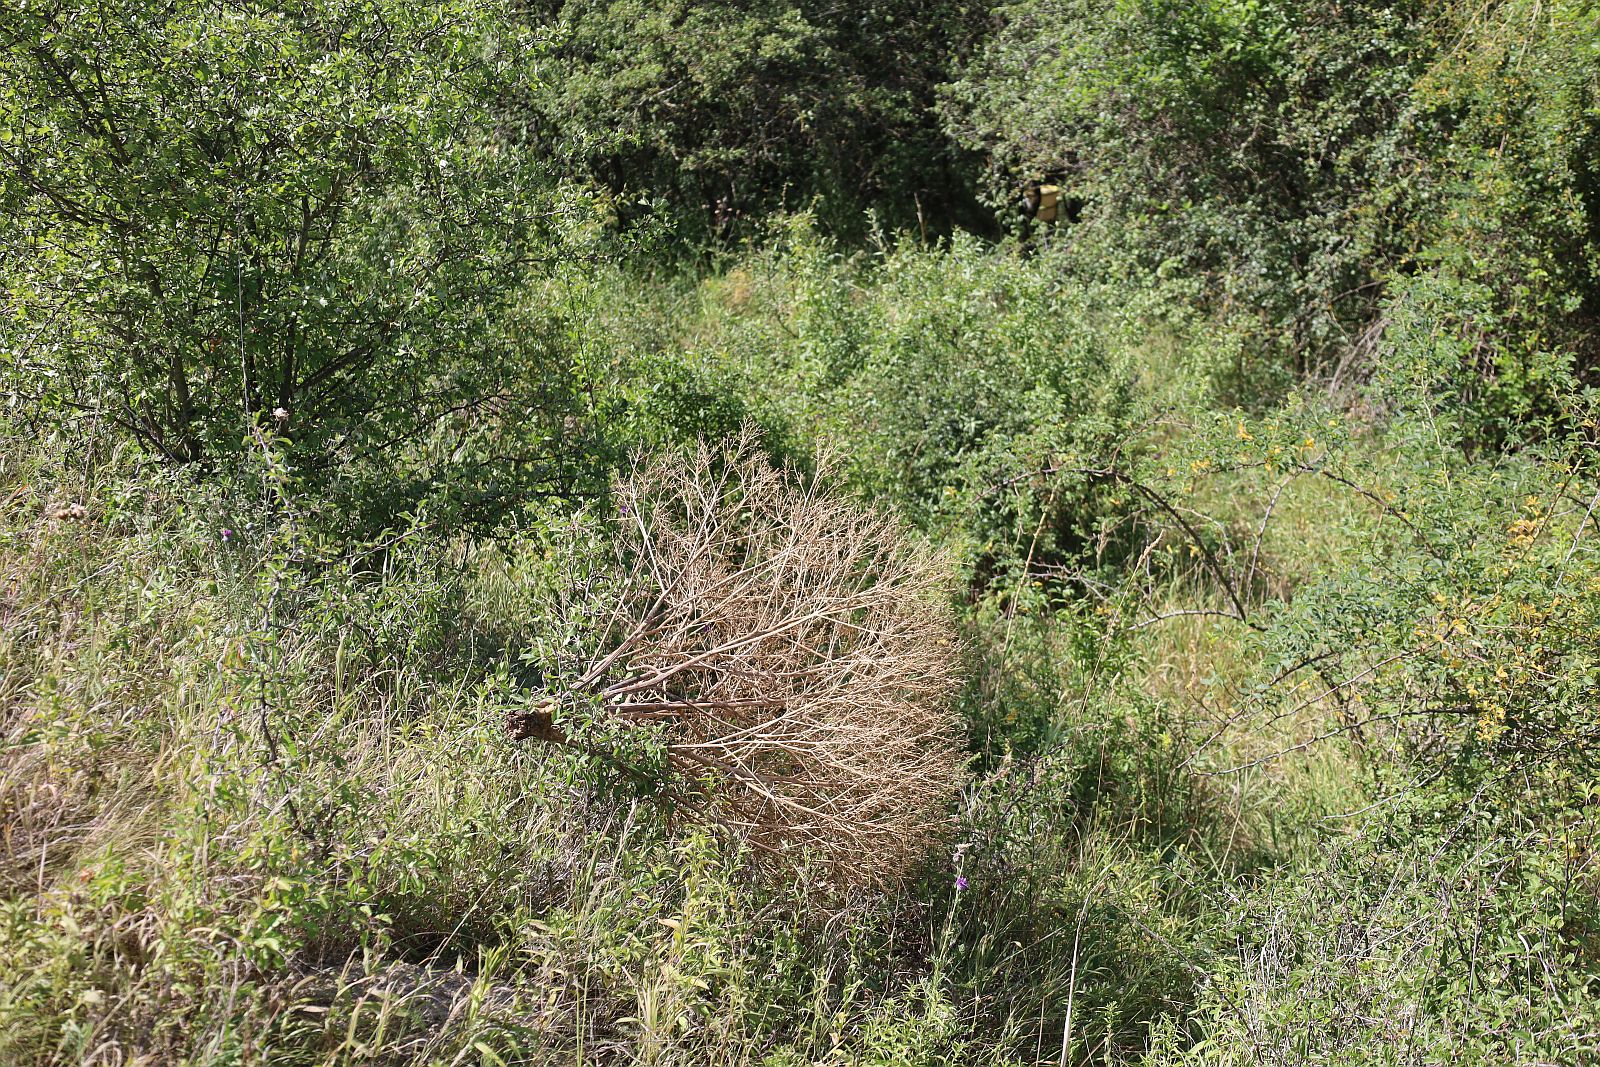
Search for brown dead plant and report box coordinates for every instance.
[510,430,967,892]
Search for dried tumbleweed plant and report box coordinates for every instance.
[510,431,967,891]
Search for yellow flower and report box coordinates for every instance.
[1477,702,1507,743]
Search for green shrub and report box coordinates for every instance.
[1152,825,1600,1065]
[695,220,1143,587]
[0,0,599,528]
[523,0,991,245]
[941,0,1600,393]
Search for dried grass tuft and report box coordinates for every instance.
[513,430,968,892]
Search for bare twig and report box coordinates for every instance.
[514,430,967,892]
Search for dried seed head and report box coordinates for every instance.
[48,502,88,523]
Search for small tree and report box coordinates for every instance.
[1,0,551,470]
[512,432,968,892]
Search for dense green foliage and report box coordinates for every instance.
[5,2,539,458]
[5,0,1600,1064]
[946,0,1600,399]
[525,0,993,243]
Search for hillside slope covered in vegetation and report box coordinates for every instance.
[4,1,1600,1064]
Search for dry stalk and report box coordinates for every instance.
[511,431,967,892]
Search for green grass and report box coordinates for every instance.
[0,407,1323,1066]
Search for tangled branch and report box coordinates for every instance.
[511,431,968,892]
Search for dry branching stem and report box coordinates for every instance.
[511,430,967,892]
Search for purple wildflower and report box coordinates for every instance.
[220,528,233,542]
[955,875,968,891]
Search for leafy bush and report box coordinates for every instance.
[944,0,1433,368]
[0,0,581,501]
[1152,825,1600,1065]
[1406,0,1600,400]
[693,220,1142,587]
[941,0,1600,391]
[523,0,991,244]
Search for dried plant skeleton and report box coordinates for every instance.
[512,432,967,891]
